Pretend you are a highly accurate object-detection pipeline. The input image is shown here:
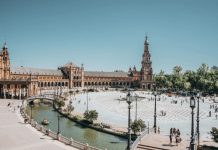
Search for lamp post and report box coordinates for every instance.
[135,94,138,121]
[29,101,34,119]
[57,112,60,134]
[196,93,200,148]
[56,101,61,135]
[153,91,157,133]
[126,91,132,150]
[86,89,89,112]
[190,96,196,150]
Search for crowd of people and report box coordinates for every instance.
[169,128,182,146]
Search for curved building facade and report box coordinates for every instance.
[0,38,154,98]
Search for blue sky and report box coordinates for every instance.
[0,0,217,74]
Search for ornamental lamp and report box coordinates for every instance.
[190,96,195,108]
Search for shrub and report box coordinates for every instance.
[211,127,218,142]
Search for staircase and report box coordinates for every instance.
[137,144,170,150]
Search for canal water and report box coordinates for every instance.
[26,104,127,150]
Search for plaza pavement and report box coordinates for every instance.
[0,99,78,150]
[137,131,218,150]
[66,90,218,149]
[137,132,189,150]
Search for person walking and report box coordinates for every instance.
[169,134,172,144]
[158,127,160,134]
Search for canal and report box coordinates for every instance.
[26,104,127,150]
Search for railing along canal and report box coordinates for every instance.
[20,106,100,150]
[131,128,154,150]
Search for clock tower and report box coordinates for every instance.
[141,36,153,89]
[0,43,11,79]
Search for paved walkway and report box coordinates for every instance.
[0,99,78,150]
[137,131,218,150]
[137,133,189,150]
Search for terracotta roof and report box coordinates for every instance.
[84,71,129,77]
[11,66,62,76]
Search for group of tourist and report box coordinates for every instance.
[209,104,218,119]
[160,110,167,116]
[169,128,182,146]
[6,102,19,112]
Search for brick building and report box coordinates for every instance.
[0,37,154,98]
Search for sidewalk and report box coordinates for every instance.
[137,133,189,150]
[137,132,218,150]
[0,99,78,150]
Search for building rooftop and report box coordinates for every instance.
[84,71,129,78]
[62,62,78,68]
[11,66,62,76]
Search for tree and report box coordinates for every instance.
[54,99,65,110]
[131,119,146,135]
[154,70,168,88]
[173,66,182,76]
[197,63,209,77]
[211,127,218,142]
[66,102,74,114]
[154,64,218,95]
[83,110,98,123]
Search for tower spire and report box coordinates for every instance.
[144,33,149,45]
[3,42,8,49]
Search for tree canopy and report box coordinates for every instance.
[83,110,98,123]
[131,119,146,135]
[154,64,218,95]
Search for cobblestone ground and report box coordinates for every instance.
[0,99,77,150]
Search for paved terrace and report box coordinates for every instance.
[136,131,218,150]
[0,99,77,150]
[136,132,189,150]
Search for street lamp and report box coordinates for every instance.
[126,91,132,150]
[56,100,61,135]
[86,89,89,112]
[153,91,157,133]
[190,96,196,150]
[135,94,138,121]
[57,112,60,135]
[29,101,34,120]
[196,92,201,148]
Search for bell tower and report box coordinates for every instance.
[0,43,11,79]
[141,36,153,89]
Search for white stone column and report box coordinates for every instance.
[11,89,14,99]
[19,87,21,100]
[3,85,6,99]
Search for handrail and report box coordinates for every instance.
[20,106,101,150]
[131,128,154,150]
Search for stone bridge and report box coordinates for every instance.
[26,93,67,103]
